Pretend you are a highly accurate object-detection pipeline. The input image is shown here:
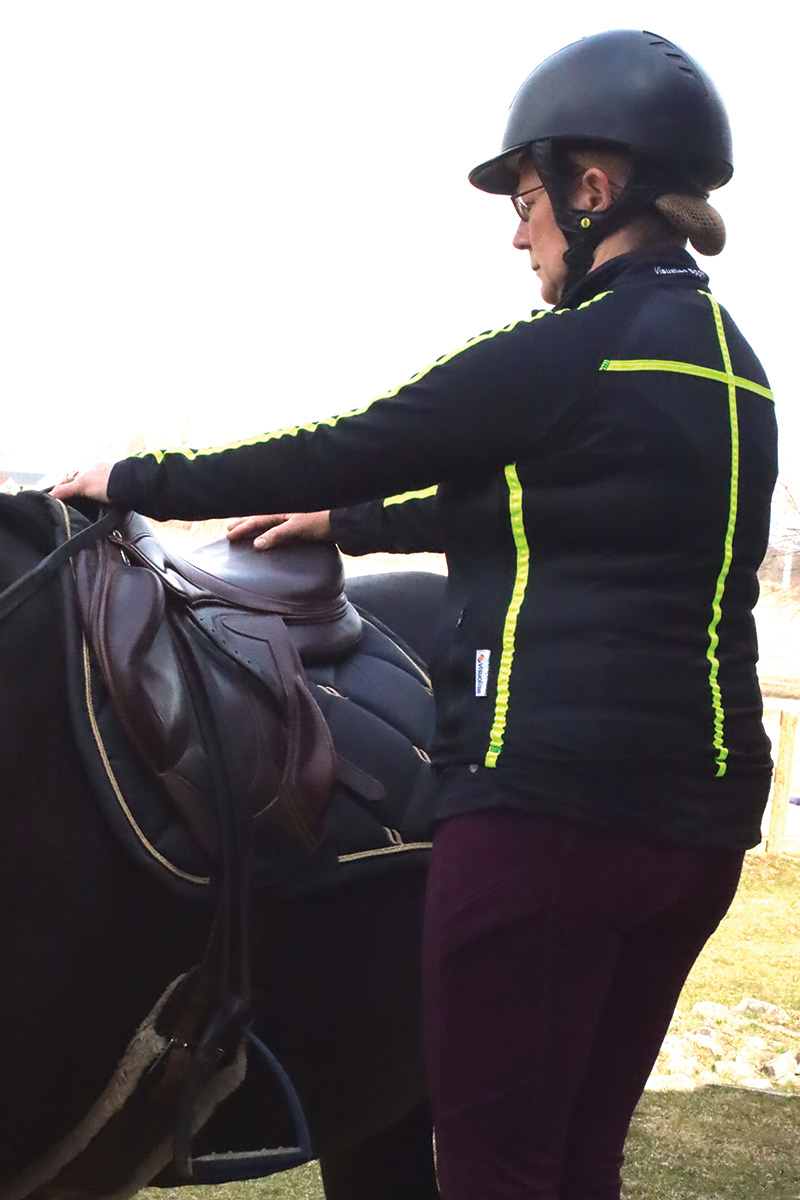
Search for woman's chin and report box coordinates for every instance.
[539,279,558,306]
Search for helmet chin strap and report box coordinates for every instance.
[532,141,670,299]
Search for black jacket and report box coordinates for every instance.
[109,248,778,849]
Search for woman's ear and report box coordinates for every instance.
[573,167,615,213]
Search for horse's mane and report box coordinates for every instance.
[0,492,59,557]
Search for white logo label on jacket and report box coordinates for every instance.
[475,650,491,697]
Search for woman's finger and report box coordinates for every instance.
[226,513,288,541]
[252,510,332,550]
[253,519,302,549]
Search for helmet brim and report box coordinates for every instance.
[468,147,528,195]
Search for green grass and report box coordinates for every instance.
[141,853,800,1199]
[676,852,800,1014]
[139,1162,323,1200]
[624,1088,800,1199]
[619,851,800,1196]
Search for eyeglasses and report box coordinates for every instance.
[511,183,546,220]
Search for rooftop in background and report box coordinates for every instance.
[0,470,53,495]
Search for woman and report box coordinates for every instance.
[54,30,777,1200]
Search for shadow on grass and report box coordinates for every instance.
[624,1085,800,1199]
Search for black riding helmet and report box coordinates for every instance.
[469,30,733,291]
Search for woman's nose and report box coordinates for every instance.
[512,217,531,250]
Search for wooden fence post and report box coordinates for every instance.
[766,710,799,855]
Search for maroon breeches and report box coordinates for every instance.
[423,808,743,1200]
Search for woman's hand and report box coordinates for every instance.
[226,510,332,550]
[50,462,115,504]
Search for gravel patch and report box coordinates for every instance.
[646,997,800,1094]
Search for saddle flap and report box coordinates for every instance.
[75,547,285,857]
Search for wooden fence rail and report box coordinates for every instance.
[765,709,799,855]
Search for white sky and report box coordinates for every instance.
[0,2,797,487]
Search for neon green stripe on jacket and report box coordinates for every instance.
[703,292,741,777]
[600,357,773,401]
[485,463,531,768]
[383,486,438,508]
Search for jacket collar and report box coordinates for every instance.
[558,246,710,310]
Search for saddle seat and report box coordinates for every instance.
[116,514,363,664]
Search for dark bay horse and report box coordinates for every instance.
[0,494,445,1200]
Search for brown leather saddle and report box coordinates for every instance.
[72,512,363,867]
